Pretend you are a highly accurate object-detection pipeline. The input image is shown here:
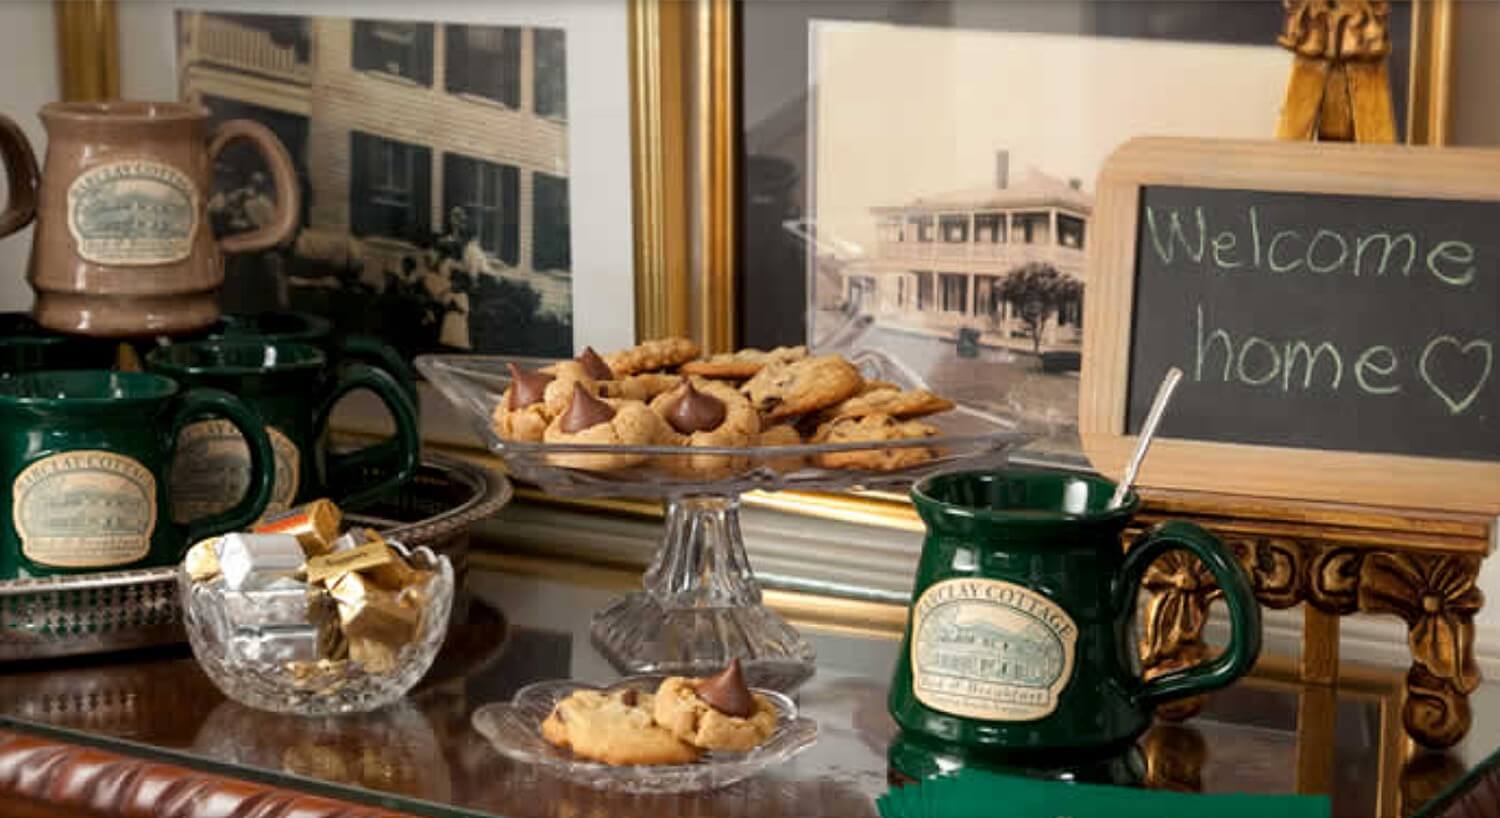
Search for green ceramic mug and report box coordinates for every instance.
[0,370,274,578]
[211,312,418,407]
[145,339,419,520]
[889,468,1261,778]
[0,312,118,373]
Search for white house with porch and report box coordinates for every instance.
[846,157,1092,352]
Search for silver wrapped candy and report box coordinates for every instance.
[228,625,324,664]
[218,533,305,591]
[221,578,319,629]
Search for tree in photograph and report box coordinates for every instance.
[999,261,1076,353]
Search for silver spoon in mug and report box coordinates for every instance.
[1108,366,1184,509]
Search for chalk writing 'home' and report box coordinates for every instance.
[1192,304,1493,414]
[1145,206,1477,286]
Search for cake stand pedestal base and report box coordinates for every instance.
[589,495,816,690]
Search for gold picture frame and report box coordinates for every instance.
[57,0,1459,531]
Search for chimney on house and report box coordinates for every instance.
[995,150,1009,189]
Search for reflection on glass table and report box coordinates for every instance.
[0,567,1495,818]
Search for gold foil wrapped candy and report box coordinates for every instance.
[254,499,343,556]
[183,497,438,685]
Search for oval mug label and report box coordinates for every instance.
[66,159,200,266]
[171,420,299,522]
[13,450,157,568]
[910,577,1079,722]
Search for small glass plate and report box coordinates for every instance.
[470,676,818,793]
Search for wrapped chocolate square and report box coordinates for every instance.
[221,578,333,630]
[228,622,336,665]
[184,536,224,582]
[218,533,306,591]
[253,499,343,556]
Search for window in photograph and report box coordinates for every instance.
[443,152,519,265]
[1058,214,1086,249]
[534,28,567,118]
[896,275,910,308]
[1012,212,1050,245]
[974,275,1002,318]
[939,214,968,243]
[939,273,968,314]
[908,214,934,243]
[533,171,571,272]
[352,20,433,85]
[446,24,521,107]
[975,213,1005,244]
[878,215,902,244]
[914,270,934,311]
[350,131,431,241]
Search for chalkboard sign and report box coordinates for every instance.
[1081,138,1500,512]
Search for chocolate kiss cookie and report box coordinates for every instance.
[560,382,617,433]
[578,346,615,380]
[507,362,555,410]
[694,658,755,718]
[664,379,727,435]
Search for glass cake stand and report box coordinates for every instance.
[417,352,1030,690]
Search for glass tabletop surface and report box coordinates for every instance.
[1,568,1496,818]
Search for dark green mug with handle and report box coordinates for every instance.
[889,468,1261,779]
[145,339,419,520]
[0,370,274,578]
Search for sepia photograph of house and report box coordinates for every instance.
[810,21,1289,459]
[177,10,572,358]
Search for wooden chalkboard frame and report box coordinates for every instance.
[1080,137,1500,514]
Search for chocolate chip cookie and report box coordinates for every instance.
[812,412,938,471]
[541,688,700,766]
[679,345,807,379]
[739,355,863,421]
[604,337,700,376]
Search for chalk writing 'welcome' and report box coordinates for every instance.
[1144,205,1478,286]
[1142,204,1492,417]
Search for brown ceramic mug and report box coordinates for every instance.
[0,113,38,240]
[28,101,299,337]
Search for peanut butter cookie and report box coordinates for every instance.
[740,355,863,421]
[812,413,938,471]
[755,423,805,472]
[541,688,700,766]
[493,362,555,442]
[649,377,760,477]
[604,337,700,376]
[543,383,671,470]
[679,345,807,379]
[652,660,778,753]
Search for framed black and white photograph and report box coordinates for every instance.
[738,0,1450,466]
[119,0,639,362]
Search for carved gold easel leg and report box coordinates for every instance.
[1276,55,1330,140]
[1346,59,1397,143]
[1139,551,1220,721]
[1359,553,1484,748]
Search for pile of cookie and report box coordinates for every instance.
[540,660,779,766]
[491,337,954,474]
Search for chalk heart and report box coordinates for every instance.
[1419,336,1493,415]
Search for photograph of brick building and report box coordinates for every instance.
[178,10,573,357]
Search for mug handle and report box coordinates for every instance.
[171,387,276,542]
[340,334,420,408]
[1116,520,1262,709]
[313,363,420,511]
[207,118,300,255]
[0,114,38,238]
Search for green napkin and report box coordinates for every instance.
[877,770,1330,818]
